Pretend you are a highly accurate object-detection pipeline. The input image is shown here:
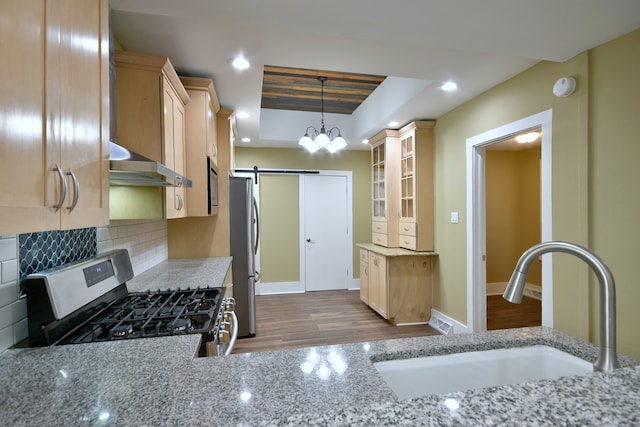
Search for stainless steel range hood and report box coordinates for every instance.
[109,142,192,187]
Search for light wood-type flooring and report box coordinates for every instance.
[232,290,541,355]
[487,295,542,330]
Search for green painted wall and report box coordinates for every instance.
[589,29,640,360]
[259,174,299,282]
[235,147,371,282]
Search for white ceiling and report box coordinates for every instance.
[110,0,640,151]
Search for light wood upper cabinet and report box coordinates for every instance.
[180,76,221,217]
[369,129,400,248]
[398,121,435,251]
[114,50,190,219]
[0,0,109,235]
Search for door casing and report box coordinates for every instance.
[466,109,553,332]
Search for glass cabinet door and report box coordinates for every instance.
[373,143,386,220]
[400,134,414,220]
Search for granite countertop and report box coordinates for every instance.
[0,327,638,426]
[358,242,438,257]
[125,256,232,292]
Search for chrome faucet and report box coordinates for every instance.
[503,241,619,371]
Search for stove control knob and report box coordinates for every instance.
[223,310,233,322]
[225,298,236,311]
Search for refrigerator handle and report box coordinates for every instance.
[253,197,260,255]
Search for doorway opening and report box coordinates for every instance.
[485,134,542,329]
[466,109,553,332]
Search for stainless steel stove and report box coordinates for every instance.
[26,249,236,356]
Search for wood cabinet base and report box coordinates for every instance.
[359,245,435,325]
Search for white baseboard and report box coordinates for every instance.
[257,279,359,295]
[256,281,304,295]
[429,309,470,335]
[487,281,542,301]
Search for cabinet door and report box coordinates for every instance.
[54,0,109,229]
[0,0,59,235]
[372,142,387,222]
[163,79,187,219]
[368,253,388,319]
[0,0,108,235]
[206,92,218,167]
[399,130,415,223]
[359,249,369,304]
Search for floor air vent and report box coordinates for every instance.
[429,317,453,335]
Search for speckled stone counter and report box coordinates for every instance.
[0,327,637,426]
[125,256,232,292]
[358,242,438,257]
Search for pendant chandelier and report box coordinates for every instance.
[298,76,347,153]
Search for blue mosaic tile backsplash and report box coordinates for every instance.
[19,228,97,283]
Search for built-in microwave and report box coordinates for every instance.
[208,156,219,215]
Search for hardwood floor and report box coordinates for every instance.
[487,295,541,330]
[232,290,440,354]
[231,291,543,354]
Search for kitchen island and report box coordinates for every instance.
[0,326,638,426]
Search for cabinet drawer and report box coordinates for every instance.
[372,221,388,234]
[399,221,417,236]
[372,232,388,246]
[359,249,369,263]
[400,235,417,250]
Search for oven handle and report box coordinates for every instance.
[224,310,239,356]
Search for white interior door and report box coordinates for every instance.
[304,174,348,291]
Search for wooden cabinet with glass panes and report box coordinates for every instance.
[398,121,435,251]
[369,129,400,248]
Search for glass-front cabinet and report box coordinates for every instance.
[372,143,386,219]
[369,129,400,247]
[398,121,435,251]
[400,133,415,219]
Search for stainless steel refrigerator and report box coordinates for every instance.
[229,177,258,338]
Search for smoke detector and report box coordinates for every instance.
[553,77,576,97]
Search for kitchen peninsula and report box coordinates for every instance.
[0,326,637,425]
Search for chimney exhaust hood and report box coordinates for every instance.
[109,142,192,187]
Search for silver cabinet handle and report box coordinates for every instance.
[52,163,67,212]
[176,194,184,211]
[66,169,79,212]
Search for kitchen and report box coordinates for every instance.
[1,1,640,425]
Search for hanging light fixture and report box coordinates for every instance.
[298,76,347,153]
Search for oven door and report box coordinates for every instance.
[208,156,219,215]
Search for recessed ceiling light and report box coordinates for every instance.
[232,56,250,70]
[236,111,250,119]
[387,121,400,128]
[441,81,458,91]
[241,137,251,143]
[515,132,540,143]
[362,139,370,144]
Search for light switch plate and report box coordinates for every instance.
[450,212,459,224]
